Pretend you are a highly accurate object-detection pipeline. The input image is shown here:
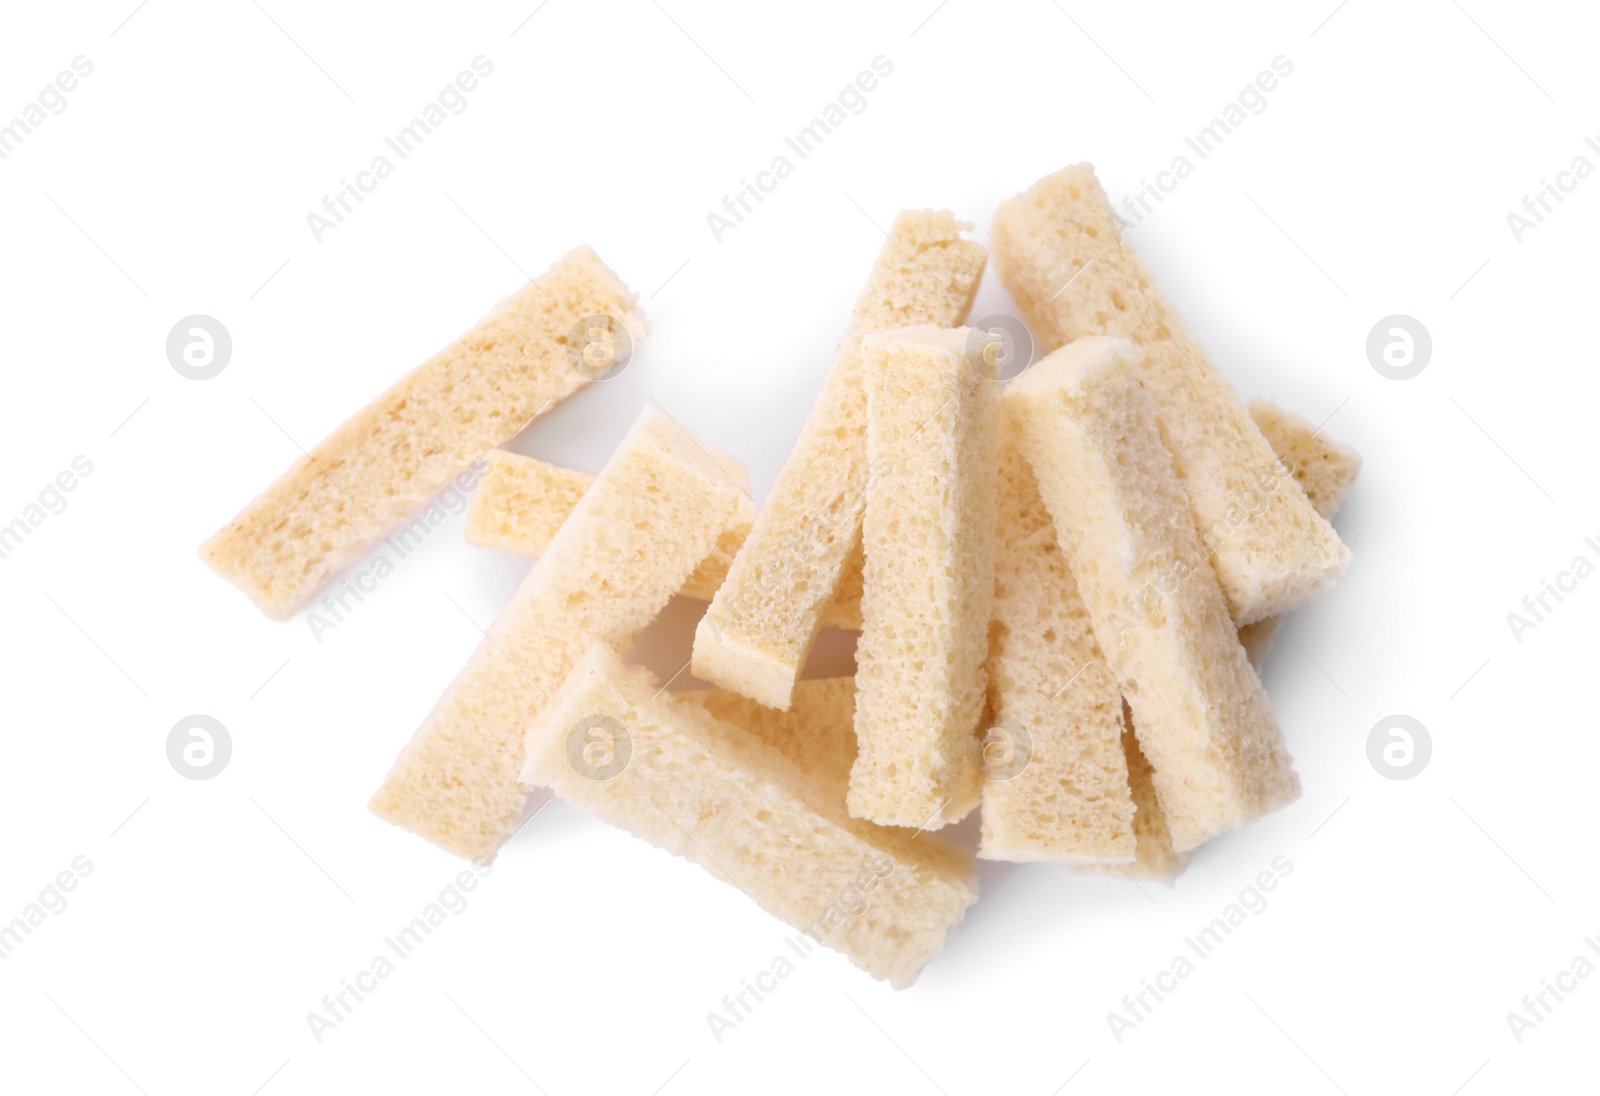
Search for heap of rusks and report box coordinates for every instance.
[203,164,1359,987]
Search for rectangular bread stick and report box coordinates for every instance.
[979,422,1136,862]
[850,327,999,830]
[369,406,754,861]
[520,644,977,987]
[464,449,862,628]
[1081,407,1361,878]
[691,211,987,709]
[991,165,1348,625]
[202,246,644,620]
[1006,336,1299,852]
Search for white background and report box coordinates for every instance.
[1,1,1594,1093]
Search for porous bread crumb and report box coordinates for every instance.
[1246,399,1362,523]
[1238,401,1363,666]
[679,678,858,803]
[1078,714,1191,880]
[1083,406,1361,876]
[691,211,988,709]
[1006,336,1299,852]
[979,419,1136,863]
[369,406,753,861]
[464,450,592,557]
[464,449,860,628]
[521,644,977,987]
[849,326,998,830]
[991,165,1349,625]
[202,245,644,620]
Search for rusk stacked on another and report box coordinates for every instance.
[370,406,754,861]
[1006,336,1300,852]
[991,165,1349,625]
[691,211,988,709]
[679,678,859,803]
[980,423,1136,862]
[464,449,863,628]
[521,645,978,987]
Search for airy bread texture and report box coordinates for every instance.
[463,449,592,557]
[990,166,1349,625]
[692,211,988,709]
[679,678,858,803]
[1079,717,1191,880]
[1083,408,1361,879]
[850,327,998,830]
[1247,399,1362,522]
[1238,400,1362,665]
[520,645,978,987]
[202,246,644,620]
[369,406,754,861]
[979,421,1135,862]
[464,449,861,628]
[1006,336,1299,852]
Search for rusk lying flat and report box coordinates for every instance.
[369,406,754,861]
[991,165,1349,625]
[202,246,643,620]
[850,327,998,830]
[1006,336,1299,852]
[464,449,861,628]
[979,421,1135,862]
[692,211,987,709]
[521,644,978,987]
